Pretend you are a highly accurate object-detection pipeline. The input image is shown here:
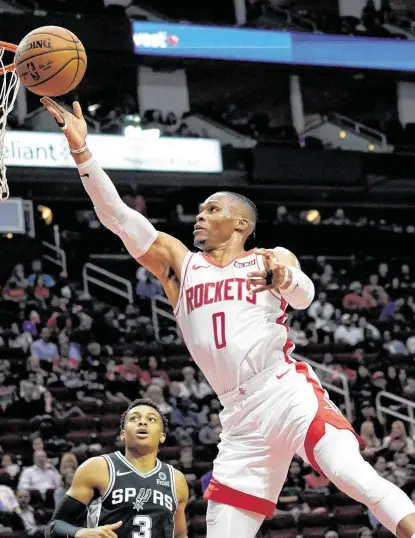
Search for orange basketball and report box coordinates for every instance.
[14,26,87,97]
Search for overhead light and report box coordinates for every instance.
[88,104,101,113]
[306,209,321,224]
[368,144,375,152]
[339,130,347,139]
[38,205,53,225]
[6,232,13,239]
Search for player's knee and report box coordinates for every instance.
[314,429,390,506]
[327,454,390,506]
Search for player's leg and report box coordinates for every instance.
[204,383,293,538]
[206,501,264,538]
[298,424,415,538]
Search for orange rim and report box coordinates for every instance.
[0,41,17,75]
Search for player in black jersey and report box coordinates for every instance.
[45,399,188,538]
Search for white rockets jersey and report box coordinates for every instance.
[174,249,295,396]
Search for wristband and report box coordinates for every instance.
[70,144,88,155]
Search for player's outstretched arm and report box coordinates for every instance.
[45,457,122,538]
[174,470,189,538]
[40,98,189,283]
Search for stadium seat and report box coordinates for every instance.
[262,513,296,532]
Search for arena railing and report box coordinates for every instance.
[82,263,133,304]
[151,294,181,342]
[42,225,67,275]
[376,390,415,438]
[292,353,353,422]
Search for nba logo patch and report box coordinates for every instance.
[234,259,255,268]
[157,471,170,487]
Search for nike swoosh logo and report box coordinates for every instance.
[80,173,89,178]
[192,265,211,270]
[116,470,133,476]
[276,370,290,380]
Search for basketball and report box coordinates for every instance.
[14,26,87,97]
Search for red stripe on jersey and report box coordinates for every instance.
[204,477,275,518]
[295,362,366,477]
[173,253,195,317]
[275,298,294,363]
[203,248,256,268]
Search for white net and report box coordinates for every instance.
[0,46,20,201]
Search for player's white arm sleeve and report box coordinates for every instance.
[77,157,157,258]
[280,267,315,310]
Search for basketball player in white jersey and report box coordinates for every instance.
[42,96,415,538]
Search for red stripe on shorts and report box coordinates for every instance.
[295,362,366,476]
[203,477,275,518]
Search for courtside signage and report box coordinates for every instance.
[132,21,415,72]
[3,131,223,173]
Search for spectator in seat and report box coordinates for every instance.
[145,356,170,388]
[136,272,163,299]
[32,436,44,453]
[379,297,406,322]
[16,489,41,535]
[170,398,200,429]
[18,450,60,494]
[343,282,372,310]
[0,454,20,479]
[360,421,382,457]
[391,452,413,488]
[0,484,19,512]
[54,465,75,506]
[400,264,413,286]
[27,260,55,294]
[178,366,200,399]
[386,366,402,395]
[114,353,151,385]
[289,319,309,347]
[30,328,59,365]
[371,371,387,394]
[196,371,213,399]
[3,263,27,301]
[383,420,415,456]
[402,378,415,402]
[178,447,196,483]
[383,330,408,355]
[334,314,364,346]
[353,401,383,439]
[308,291,334,330]
[377,263,389,287]
[358,316,380,341]
[167,381,181,407]
[145,384,172,415]
[363,274,389,308]
[374,456,395,483]
[198,412,222,445]
[324,531,339,538]
[357,527,373,538]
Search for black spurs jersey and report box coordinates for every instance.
[87,452,177,538]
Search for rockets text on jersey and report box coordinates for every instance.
[174,249,295,396]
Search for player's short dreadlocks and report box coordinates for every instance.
[120,398,168,432]
[220,191,258,236]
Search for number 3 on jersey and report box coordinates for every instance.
[212,312,226,349]
[133,515,152,538]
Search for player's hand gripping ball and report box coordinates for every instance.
[247,249,293,294]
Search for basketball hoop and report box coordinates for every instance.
[0,42,20,201]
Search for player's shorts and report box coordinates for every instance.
[204,359,364,518]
